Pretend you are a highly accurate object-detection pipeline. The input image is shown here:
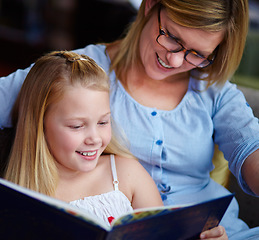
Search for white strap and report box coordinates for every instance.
[110,154,119,191]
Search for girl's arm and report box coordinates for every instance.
[130,160,164,209]
[115,156,163,208]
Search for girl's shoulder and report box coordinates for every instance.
[113,155,154,189]
[114,155,164,208]
[114,155,144,174]
[98,154,143,178]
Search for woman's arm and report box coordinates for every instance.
[0,66,32,128]
[242,149,259,196]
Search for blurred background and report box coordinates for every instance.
[0,0,259,87]
[0,0,138,75]
[0,0,258,228]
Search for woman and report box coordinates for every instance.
[0,0,258,239]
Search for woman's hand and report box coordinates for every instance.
[200,225,228,240]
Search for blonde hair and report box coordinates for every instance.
[108,0,249,87]
[4,51,134,196]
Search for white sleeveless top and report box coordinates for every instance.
[69,155,133,225]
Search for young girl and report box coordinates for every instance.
[3,51,163,226]
[3,50,227,239]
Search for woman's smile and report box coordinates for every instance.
[156,53,173,69]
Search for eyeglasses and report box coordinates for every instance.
[156,6,217,68]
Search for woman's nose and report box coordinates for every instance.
[166,51,185,68]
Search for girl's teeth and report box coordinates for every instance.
[80,151,96,156]
[158,56,173,69]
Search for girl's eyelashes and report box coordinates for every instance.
[67,120,110,129]
[67,115,111,128]
[98,120,110,126]
[98,114,111,126]
[69,125,84,129]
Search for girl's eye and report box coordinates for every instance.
[69,125,83,129]
[98,120,109,126]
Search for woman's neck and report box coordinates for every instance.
[125,66,190,110]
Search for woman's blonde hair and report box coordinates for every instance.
[4,51,134,196]
[109,0,249,87]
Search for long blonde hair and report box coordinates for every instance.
[4,51,134,196]
[108,0,249,87]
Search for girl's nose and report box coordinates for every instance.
[166,51,185,68]
[84,127,101,145]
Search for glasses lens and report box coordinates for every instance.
[157,35,214,68]
[186,53,210,67]
[157,35,182,52]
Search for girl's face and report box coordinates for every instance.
[44,85,111,175]
[139,6,224,80]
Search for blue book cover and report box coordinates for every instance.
[0,178,234,240]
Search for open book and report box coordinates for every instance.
[0,178,234,240]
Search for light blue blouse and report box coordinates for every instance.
[0,44,259,239]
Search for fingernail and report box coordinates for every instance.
[200,233,205,239]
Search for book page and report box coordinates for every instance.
[112,202,193,227]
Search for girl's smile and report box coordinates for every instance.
[76,150,98,160]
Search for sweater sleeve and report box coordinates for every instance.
[0,64,33,128]
[212,81,259,195]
